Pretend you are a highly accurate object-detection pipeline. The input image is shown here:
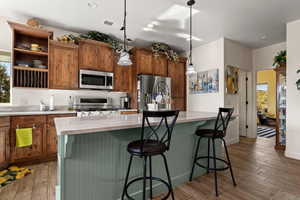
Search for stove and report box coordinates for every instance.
[74,96,119,117]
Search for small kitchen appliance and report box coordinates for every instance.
[79,69,114,90]
[120,96,130,109]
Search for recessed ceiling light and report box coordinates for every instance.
[177,33,203,42]
[147,24,154,28]
[143,27,154,32]
[88,1,98,8]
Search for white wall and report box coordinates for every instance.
[253,42,286,71]
[187,38,225,113]
[224,39,253,142]
[286,19,300,160]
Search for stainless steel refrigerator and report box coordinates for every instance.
[137,75,172,112]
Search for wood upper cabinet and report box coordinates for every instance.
[46,114,76,155]
[172,98,186,111]
[79,40,99,70]
[10,116,46,162]
[0,117,10,169]
[98,45,114,72]
[153,55,168,76]
[49,41,79,89]
[114,60,132,93]
[134,49,153,75]
[79,40,114,72]
[168,58,187,98]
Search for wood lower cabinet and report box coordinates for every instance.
[153,55,168,76]
[46,114,75,155]
[10,115,46,163]
[49,41,79,89]
[0,117,10,169]
[8,114,75,165]
[79,40,114,72]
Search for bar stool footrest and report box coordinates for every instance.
[195,156,230,171]
[124,176,171,200]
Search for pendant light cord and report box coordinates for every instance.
[123,0,127,52]
[189,2,193,65]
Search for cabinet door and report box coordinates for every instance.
[79,41,99,70]
[46,114,76,155]
[50,41,79,89]
[153,55,168,76]
[98,46,114,72]
[136,50,153,75]
[114,63,132,93]
[172,98,186,111]
[168,60,186,98]
[0,116,10,169]
[10,116,46,162]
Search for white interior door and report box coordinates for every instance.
[239,71,248,136]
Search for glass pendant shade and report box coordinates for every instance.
[186,63,196,75]
[118,50,132,66]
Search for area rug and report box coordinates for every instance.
[257,127,276,138]
[0,166,33,188]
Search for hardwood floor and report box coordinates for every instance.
[1,137,300,200]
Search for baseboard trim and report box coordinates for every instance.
[285,151,300,160]
[225,137,239,145]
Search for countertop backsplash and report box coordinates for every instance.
[8,88,127,108]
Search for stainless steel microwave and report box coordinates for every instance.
[79,70,114,90]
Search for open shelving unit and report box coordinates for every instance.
[8,21,53,88]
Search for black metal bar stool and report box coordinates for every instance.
[121,110,179,200]
[189,108,237,196]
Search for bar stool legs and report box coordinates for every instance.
[149,156,153,199]
[122,154,175,200]
[190,137,237,197]
[122,155,133,200]
[189,137,202,181]
[162,154,175,200]
[212,138,219,196]
[222,139,237,186]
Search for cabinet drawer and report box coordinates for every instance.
[0,117,10,127]
[11,115,46,127]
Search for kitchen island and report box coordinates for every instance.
[55,112,225,200]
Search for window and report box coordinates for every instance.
[0,51,11,104]
[256,83,268,91]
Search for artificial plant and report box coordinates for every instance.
[151,42,179,62]
[80,31,123,53]
[273,50,287,67]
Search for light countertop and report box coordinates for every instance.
[0,109,76,117]
[55,111,218,136]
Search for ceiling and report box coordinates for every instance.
[1,0,300,51]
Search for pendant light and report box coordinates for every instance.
[118,0,133,66]
[186,0,196,75]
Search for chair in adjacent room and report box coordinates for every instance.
[189,107,237,196]
[121,110,179,200]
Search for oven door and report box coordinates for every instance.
[80,70,108,89]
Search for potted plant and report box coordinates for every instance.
[297,69,300,90]
[273,50,287,68]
